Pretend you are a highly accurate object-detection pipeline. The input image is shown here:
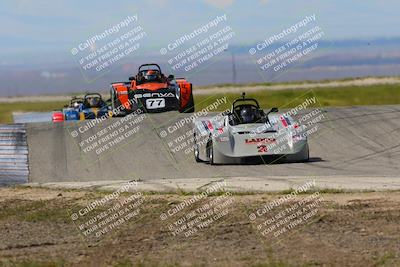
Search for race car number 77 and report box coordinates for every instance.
[146,98,165,109]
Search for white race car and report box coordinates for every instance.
[193,93,309,164]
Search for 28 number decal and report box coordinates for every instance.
[257,144,268,153]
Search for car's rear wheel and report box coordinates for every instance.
[110,88,127,117]
[180,92,195,113]
[304,145,310,162]
[110,88,118,115]
[286,143,310,162]
[299,143,310,162]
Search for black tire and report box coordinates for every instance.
[110,88,127,117]
[299,143,310,162]
[288,143,310,163]
[304,146,310,162]
[110,88,118,116]
[193,134,201,162]
[194,144,201,162]
[179,92,195,113]
[207,141,215,165]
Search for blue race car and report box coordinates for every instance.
[79,93,110,120]
[52,93,110,122]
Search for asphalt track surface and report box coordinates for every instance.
[27,105,400,183]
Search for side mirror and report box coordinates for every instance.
[270,107,279,113]
[128,76,135,81]
[168,74,174,80]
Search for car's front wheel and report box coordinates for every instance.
[207,141,215,165]
[193,135,201,163]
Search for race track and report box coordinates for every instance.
[26,105,400,183]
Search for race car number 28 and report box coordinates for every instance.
[257,144,268,153]
[146,98,165,109]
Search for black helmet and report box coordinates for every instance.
[144,70,158,82]
[88,97,100,108]
[240,106,258,123]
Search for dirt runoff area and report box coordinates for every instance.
[0,186,399,267]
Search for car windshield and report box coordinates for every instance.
[229,105,268,125]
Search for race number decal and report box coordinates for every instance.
[257,144,268,153]
[146,98,165,109]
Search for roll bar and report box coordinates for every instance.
[138,63,162,74]
[232,92,260,110]
[84,93,102,99]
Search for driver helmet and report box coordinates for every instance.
[73,102,80,109]
[144,70,158,82]
[240,106,258,123]
[88,97,100,108]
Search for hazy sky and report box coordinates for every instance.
[0,0,399,60]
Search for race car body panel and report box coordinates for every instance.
[110,63,194,115]
[128,88,180,112]
[112,83,131,110]
[176,79,192,111]
[193,93,309,164]
[135,82,169,91]
[52,111,64,122]
[64,108,80,121]
[52,93,110,122]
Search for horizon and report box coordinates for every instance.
[1,0,400,96]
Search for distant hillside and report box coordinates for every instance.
[1,38,400,97]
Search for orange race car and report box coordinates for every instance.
[110,63,194,115]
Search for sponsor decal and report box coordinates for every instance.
[206,120,214,131]
[245,138,276,144]
[146,98,166,109]
[134,92,175,98]
[201,121,210,132]
[219,136,229,142]
[280,115,291,127]
[201,120,214,132]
